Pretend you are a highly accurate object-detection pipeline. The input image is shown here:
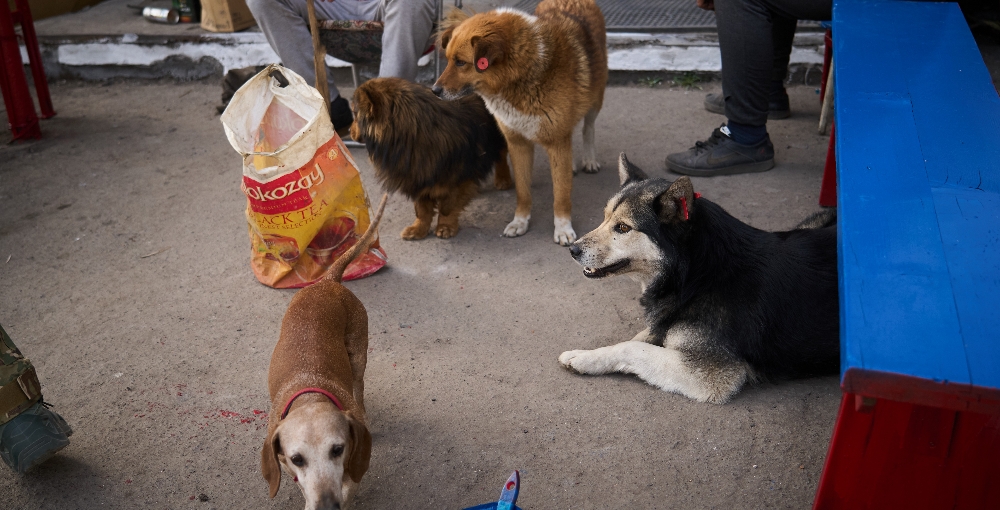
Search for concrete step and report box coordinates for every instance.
[28,0,825,83]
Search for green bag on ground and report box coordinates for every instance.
[0,323,72,473]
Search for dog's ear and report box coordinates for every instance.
[618,152,648,187]
[353,86,376,119]
[261,427,283,498]
[472,34,505,73]
[658,176,696,223]
[345,414,372,484]
[437,7,470,52]
[438,27,454,55]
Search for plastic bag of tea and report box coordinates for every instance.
[221,64,386,288]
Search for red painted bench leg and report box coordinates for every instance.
[814,392,1000,509]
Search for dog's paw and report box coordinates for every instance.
[502,216,529,238]
[559,349,602,375]
[400,225,430,240]
[553,219,576,246]
[435,223,458,239]
[580,159,601,174]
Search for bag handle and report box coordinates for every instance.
[268,69,289,88]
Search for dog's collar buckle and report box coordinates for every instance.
[281,387,343,419]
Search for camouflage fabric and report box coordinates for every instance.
[0,324,41,426]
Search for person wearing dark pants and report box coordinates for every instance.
[666,0,831,177]
[703,14,796,120]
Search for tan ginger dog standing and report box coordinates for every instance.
[433,0,608,246]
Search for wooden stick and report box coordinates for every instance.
[819,57,835,135]
[306,0,330,107]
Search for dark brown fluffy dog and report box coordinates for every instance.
[350,77,511,240]
[433,0,608,246]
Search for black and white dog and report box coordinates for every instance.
[561,153,839,404]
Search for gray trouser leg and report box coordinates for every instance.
[377,0,438,80]
[246,0,377,99]
[246,0,435,99]
[715,0,831,126]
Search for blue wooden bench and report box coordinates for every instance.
[814,0,1000,508]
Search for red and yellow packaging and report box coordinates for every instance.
[222,65,385,288]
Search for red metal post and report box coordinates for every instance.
[0,0,40,140]
[13,0,54,119]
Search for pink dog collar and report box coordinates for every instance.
[280,388,343,419]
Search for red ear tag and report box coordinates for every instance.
[476,57,489,70]
[679,196,690,221]
[694,192,702,199]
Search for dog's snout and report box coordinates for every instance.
[431,85,444,97]
[569,243,582,259]
[315,494,342,510]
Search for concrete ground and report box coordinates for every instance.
[0,79,840,509]
[6,4,999,507]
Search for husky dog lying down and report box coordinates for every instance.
[562,153,839,404]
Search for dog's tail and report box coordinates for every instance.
[326,193,389,283]
[794,208,837,230]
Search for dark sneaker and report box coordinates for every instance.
[330,95,353,137]
[0,402,73,474]
[703,90,791,120]
[665,125,775,177]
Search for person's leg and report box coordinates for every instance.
[767,13,796,118]
[771,14,796,84]
[376,0,437,80]
[246,0,367,99]
[666,0,830,176]
[721,0,830,130]
[714,0,773,138]
[666,0,773,176]
[705,13,796,118]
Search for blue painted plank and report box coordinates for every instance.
[834,0,1000,390]
[834,92,969,385]
[931,188,1000,390]
[904,7,1000,192]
